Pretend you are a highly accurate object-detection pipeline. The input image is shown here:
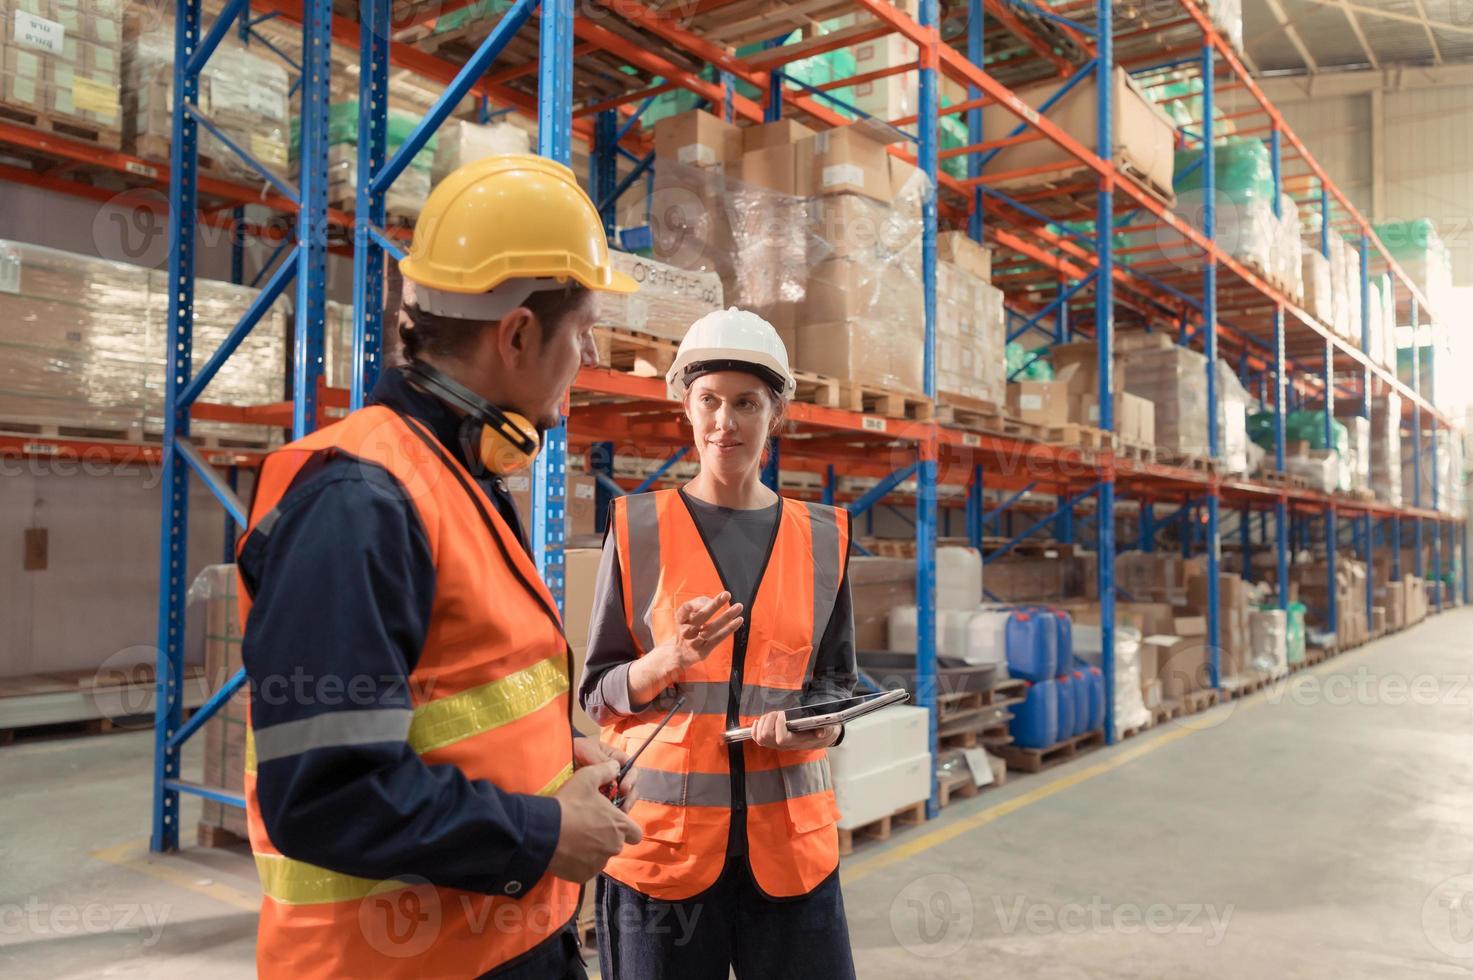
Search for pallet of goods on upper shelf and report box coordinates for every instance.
[1,0,123,147]
[123,13,288,179]
[648,111,934,407]
[0,239,304,445]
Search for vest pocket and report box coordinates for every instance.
[761,638,814,690]
[624,741,690,845]
[782,758,840,835]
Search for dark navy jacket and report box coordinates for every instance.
[238,368,561,899]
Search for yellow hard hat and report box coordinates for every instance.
[399,154,638,297]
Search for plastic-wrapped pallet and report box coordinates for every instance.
[3,0,123,142]
[1377,273,1396,368]
[1286,452,1338,492]
[1274,194,1302,301]
[1122,344,1210,458]
[309,100,436,218]
[1249,609,1287,674]
[1301,250,1332,325]
[124,17,288,177]
[937,262,1005,405]
[651,154,929,394]
[1375,218,1453,316]
[1328,236,1351,340]
[1370,393,1402,506]
[431,118,531,183]
[1208,0,1244,55]
[1215,360,1251,475]
[1334,413,1370,492]
[1174,139,1276,276]
[1074,623,1149,740]
[0,239,287,440]
[593,250,723,344]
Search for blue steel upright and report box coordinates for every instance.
[1201,42,1221,688]
[1270,129,1289,609]
[1096,0,1117,741]
[351,0,390,411]
[916,0,941,815]
[532,0,574,611]
[966,0,984,242]
[292,0,332,440]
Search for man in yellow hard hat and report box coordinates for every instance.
[234,155,642,979]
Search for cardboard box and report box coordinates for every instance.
[850,557,916,649]
[797,317,924,394]
[564,548,602,737]
[507,474,598,538]
[937,231,992,281]
[981,66,1176,200]
[199,565,249,839]
[1157,616,1210,700]
[654,109,741,169]
[796,124,893,202]
[730,142,796,195]
[801,254,920,324]
[741,118,812,152]
[889,154,925,202]
[1008,380,1071,427]
[807,193,922,262]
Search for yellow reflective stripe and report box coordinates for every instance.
[537,762,574,796]
[254,765,571,906]
[256,852,408,905]
[245,727,256,776]
[408,656,568,755]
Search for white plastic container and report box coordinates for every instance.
[827,705,930,781]
[936,546,983,611]
[887,606,1009,668]
[834,752,931,830]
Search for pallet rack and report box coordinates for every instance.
[0,0,1465,848]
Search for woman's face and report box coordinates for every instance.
[685,371,780,483]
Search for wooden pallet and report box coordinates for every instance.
[134,134,245,180]
[197,823,249,849]
[0,103,122,150]
[994,729,1104,773]
[1151,698,1185,726]
[0,414,277,451]
[1119,717,1153,740]
[837,800,927,856]
[1177,688,1220,714]
[791,369,843,410]
[835,383,933,422]
[937,753,1007,808]
[1156,448,1218,474]
[934,392,1005,431]
[593,327,679,378]
[1115,441,1156,465]
[981,537,1073,559]
[986,161,1172,219]
[1220,673,1271,700]
[1042,423,1116,451]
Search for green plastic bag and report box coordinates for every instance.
[1006,342,1053,381]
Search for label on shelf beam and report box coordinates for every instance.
[861,416,887,433]
[13,10,63,54]
[123,161,158,179]
[961,433,981,448]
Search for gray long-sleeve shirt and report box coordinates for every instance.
[578,494,857,724]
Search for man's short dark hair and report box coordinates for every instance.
[398,283,592,361]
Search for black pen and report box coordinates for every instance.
[607,695,686,807]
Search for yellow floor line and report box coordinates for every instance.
[843,630,1400,884]
[91,839,259,912]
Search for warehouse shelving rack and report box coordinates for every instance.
[0,0,1462,848]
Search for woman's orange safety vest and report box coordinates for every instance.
[236,405,579,978]
[600,489,852,901]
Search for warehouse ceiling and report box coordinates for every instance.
[1244,0,1473,73]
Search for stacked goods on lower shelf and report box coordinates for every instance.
[1402,436,1465,517]
[124,16,287,176]
[936,254,1006,406]
[829,706,931,844]
[1375,218,1453,317]
[650,112,930,395]
[1328,235,1363,345]
[1034,339,1155,444]
[2,0,123,145]
[0,240,290,441]
[1295,557,1371,649]
[1120,334,1250,472]
[196,565,248,842]
[1332,413,1371,493]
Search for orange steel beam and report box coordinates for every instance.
[983,0,1083,76]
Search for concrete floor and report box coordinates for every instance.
[5,608,1473,979]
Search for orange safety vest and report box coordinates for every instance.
[236,405,579,978]
[600,489,851,901]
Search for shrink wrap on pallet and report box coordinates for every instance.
[431,118,530,182]
[1120,345,1248,472]
[1301,250,1332,325]
[1370,393,1402,506]
[0,240,290,441]
[1375,218,1453,317]
[595,250,723,343]
[3,0,123,137]
[650,154,929,393]
[123,18,288,177]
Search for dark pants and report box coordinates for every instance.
[595,861,856,980]
[481,926,587,979]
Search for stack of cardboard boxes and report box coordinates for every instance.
[651,110,931,394]
[3,0,123,141]
[1296,557,1369,649]
[198,565,248,841]
[1370,392,1402,506]
[936,234,1006,405]
[1005,339,1155,446]
[595,251,724,346]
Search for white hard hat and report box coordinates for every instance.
[666,307,797,401]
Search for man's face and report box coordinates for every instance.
[505,296,600,432]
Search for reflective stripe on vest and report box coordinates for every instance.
[237,406,578,978]
[601,489,851,901]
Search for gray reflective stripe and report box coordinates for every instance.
[624,494,661,654]
[739,685,803,717]
[635,767,732,807]
[252,708,413,766]
[805,503,844,660]
[745,759,833,807]
[256,506,283,537]
[629,682,796,719]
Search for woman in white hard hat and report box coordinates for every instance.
[578,307,858,977]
